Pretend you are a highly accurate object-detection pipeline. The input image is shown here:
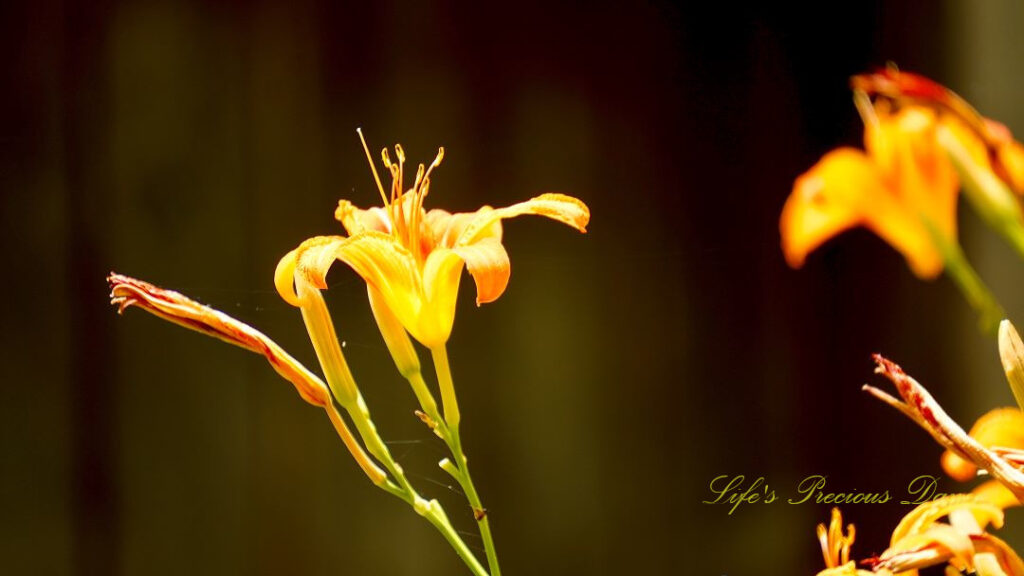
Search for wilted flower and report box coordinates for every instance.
[106,272,388,485]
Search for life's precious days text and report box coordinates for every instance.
[702,474,950,515]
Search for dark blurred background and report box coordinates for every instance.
[4,1,1024,574]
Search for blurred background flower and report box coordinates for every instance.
[3,1,1024,575]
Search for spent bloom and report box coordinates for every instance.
[106,273,389,485]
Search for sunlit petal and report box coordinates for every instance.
[335,200,391,236]
[974,534,1024,576]
[425,208,499,248]
[455,193,590,246]
[418,247,466,347]
[453,238,511,305]
[891,495,1003,545]
[780,148,873,268]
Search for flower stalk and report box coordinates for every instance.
[923,218,1005,333]
[110,132,589,575]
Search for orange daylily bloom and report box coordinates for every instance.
[275,139,590,349]
[781,69,1024,278]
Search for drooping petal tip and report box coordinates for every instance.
[780,149,872,269]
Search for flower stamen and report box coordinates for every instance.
[357,128,390,210]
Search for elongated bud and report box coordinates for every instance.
[368,285,421,378]
[294,276,360,407]
[108,272,332,407]
[1000,320,1024,412]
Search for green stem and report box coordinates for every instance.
[342,396,489,576]
[927,224,1005,334]
[432,345,502,576]
[297,283,487,575]
[421,501,491,576]
[1003,224,1024,260]
[432,346,461,430]
[939,125,1024,262]
[408,371,449,439]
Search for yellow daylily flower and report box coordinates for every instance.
[275,136,590,349]
[781,69,1024,279]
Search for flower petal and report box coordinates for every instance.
[780,148,876,268]
[866,107,959,243]
[424,208,497,249]
[891,494,1003,545]
[274,248,301,306]
[971,480,1021,528]
[294,232,424,339]
[455,193,589,246]
[973,534,1024,576]
[453,238,511,305]
[418,247,466,347]
[335,200,391,235]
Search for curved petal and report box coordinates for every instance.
[453,237,511,305]
[780,148,876,268]
[970,481,1021,528]
[891,495,1003,545]
[973,534,1024,576]
[294,232,424,337]
[455,193,589,246]
[997,140,1024,196]
[274,236,344,307]
[274,248,301,306]
[981,118,1024,195]
[335,200,391,235]
[424,208,498,249]
[417,247,466,347]
[885,524,975,573]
